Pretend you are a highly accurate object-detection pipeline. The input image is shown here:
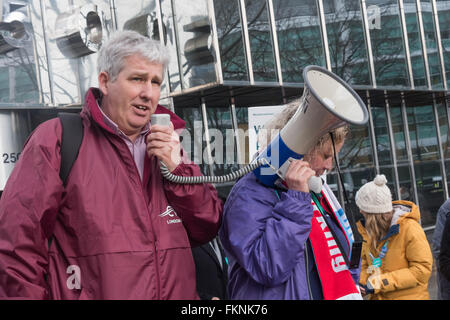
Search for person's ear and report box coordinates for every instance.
[98,71,110,95]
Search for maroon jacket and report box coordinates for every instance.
[0,88,223,299]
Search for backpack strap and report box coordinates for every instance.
[58,112,84,186]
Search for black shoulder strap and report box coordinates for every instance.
[58,112,84,186]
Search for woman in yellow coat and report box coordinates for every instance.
[355,175,433,300]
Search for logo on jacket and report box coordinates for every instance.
[159,205,181,224]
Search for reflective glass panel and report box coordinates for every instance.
[366,0,409,87]
[272,0,325,83]
[41,0,112,104]
[388,101,415,202]
[174,105,207,174]
[406,102,444,226]
[372,105,392,166]
[436,0,450,88]
[436,100,450,159]
[389,103,409,162]
[407,104,439,161]
[0,0,40,104]
[327,168,375,222]
[214,0,249,81]
[421,0,444,89]
[372,103,398,198]
[235,106,250,164]
[404,1,427,88]
[160,0,182,91]
[323,0,371,85]
[173,0,217,88]
[245,0,277,82]
[332,98,376,213]
[204,106,241,177]
[398,164,414,201]
[338,124,374,170]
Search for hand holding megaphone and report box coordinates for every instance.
[148,114,181,172]
[279,157,322,193]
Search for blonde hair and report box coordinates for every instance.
[361,211,394,254]
[257,98,349,153]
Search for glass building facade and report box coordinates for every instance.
[1,0,450,230]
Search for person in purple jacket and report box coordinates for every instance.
[219,100,362,300]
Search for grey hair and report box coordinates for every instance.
[257,98,348,151]
[97,30,170,81]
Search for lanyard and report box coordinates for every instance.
[369,241,389,268]
[311,192,328,217]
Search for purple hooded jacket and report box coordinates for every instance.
[219,172,360,300]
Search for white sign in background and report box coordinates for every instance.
[247,105,286,160]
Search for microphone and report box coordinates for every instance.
[151,113,171,127]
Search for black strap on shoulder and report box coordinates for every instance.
[58,112,84,186]
[329,132,362,269]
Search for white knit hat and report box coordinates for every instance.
[355,174,393,214]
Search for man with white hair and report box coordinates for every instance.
[0,30,223,299]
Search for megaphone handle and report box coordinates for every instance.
[277,157,323,193]
[308,176,323,194]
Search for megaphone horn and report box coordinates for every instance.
[253,65,369,189]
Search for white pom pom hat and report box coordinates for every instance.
[355,174,393,214]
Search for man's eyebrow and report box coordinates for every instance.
[152,74,163,82]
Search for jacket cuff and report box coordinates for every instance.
[170,162,187,176]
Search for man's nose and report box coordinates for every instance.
[139,82,153,100]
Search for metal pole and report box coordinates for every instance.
[384,93,401,199]
[266,0,283,85]
[416,0,432,90]
[360,0,377,88]
[398,0,415,89]
[316,0,331,71]
[431,0,447,90]
[432,93,449,199]
[238,0,254,84]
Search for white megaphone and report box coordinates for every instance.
[253,65,369,191]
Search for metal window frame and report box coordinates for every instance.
[170,0,185,90]
[109,0,118,30]
[398,0,415,89]
[360,0,377,88]
[201,98,214,176]
[238,0,254,85]
[366,91,380,173]
[430,0,448,90]
[228,90,244,167]
[400,92,420,207]
[156,0,171,101]
[415,0,433,90]
[316,0,331,71]
[38,0,55,105]
[266,0,283,85]
[384,92,401,199]
[432,93,449,199]
[207,0,224,84]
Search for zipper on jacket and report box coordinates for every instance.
[141,189,161,299]
[304,240,313,300]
